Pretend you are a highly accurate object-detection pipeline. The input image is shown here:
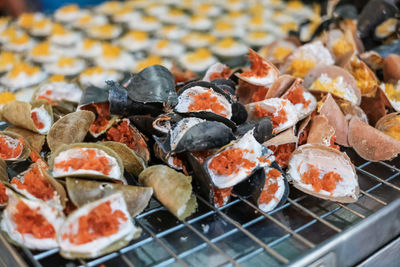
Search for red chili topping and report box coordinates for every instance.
[301,164,343,193]
[188,89,227,117]
[209,148,256,176]
[0,183,8,205]
[254,104,288,128]
[0,136,23,159]
[213,186,233,207]
[62,200,127,245]
[268,143,296,168]
[241,49,270,78]
[11,165,54,201]
[54,149,111,175]
[283,85,311,108]
[251,86,269,103]
[13,201,56,239]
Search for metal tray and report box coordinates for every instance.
[1,147,400,267]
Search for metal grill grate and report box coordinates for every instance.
[3,147,400,267]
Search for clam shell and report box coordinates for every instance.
[319,94,349,147]
[348,117,400,161]
[102,141,146,177]
[337,99,369,124]
[5,126,45,153]
[304,65,361,106]
[58,193,141,259]
[0,131,31,162]
[383,54,400,83]
[1,100,53,134]
[0,158,7,182]
[47,110,95,152]
[66,178,152,217]
[263,127,297,147]
[375,112,400,134]
[359,51,384,71]
[307,115,335,146]
[48,143,126,184]
[287,144,359,203]
[139,165,197,220]
[361,86,392,125]
[265,74,296,99]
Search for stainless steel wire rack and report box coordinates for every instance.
[1,147,400,267]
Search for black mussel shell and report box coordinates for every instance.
[172,120,234,154]
[130,115,161,137]
[152,113,184,136]
[232,167,265,197]
[108,81,164,117]
[235,118,273,143]
[125,65,178,105]
[231,102,248,125]
[79,85,109,107]
[211,78,236,95]
[229,68,242,84]
[178,80,233,102]
[177,111,237,130]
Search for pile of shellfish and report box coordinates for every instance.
[1,2,400,261]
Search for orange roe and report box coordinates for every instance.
[30,151,40,162]
[192,150,215,164]
[257,155,272,166]
[301,164,343,193]
[268,144,296,168]
[209,148,256,176]
[251,86,269,102]
[62,201,127,245]
[213,186,232,207]
[0,183,8,205]
[241,49,270,78]
[82,102,110,134]
[188,89,227,117]
[329,136,340,150]
[283,86,311,108]
[172,156,183,168]
[54,149,112,175]
[13,201,56,239]
[11,165,54,201]
[106,121,136,149]
[0,135,23,159]
[209,67,231,81]
[36,89,53,103]
[254,104,288,128]
[31,111,45,129]
[258,169,281,205]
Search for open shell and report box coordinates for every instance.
[287,144,359,203]
[383,54,400,83]
[1,190,65,250]
[1,100,53,134]
[361,86,392,125]
[375,112,400,142]
[66,178,152,217]
[102,141,146,177]
[58,193,141,259]
[307,115,336,147]
[236,49,280,87]
[0,131,31,161]
[49,143,126,184]
[139,165,197,220]
[304,65,361,106]
[348,117,400,161]
[319,94,349,147]
[265,74,296,99]
[5,126,45,153]
[47,110,95,152]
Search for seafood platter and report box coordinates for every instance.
[0,0,400,266]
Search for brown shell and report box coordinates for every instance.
[348,117,400,161]
[1,100,53,134]
[304,65,362,106]
[265,75,296,99]
[375,112,400,138]
[319,94,349,146]
[263,127,297,147]
[307,115,335,146]
[360,87,392,126]
[383,54,400,83]
[66,178,153,217]
[236,79,261,105]
[337,99,369,124]
[326,29,356,61]
[288,144,359,203]
[359,51,384,71]
[5,126,45,153]
[47,110,95,152]
[0,158,7,182]
[102,141,146,177]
